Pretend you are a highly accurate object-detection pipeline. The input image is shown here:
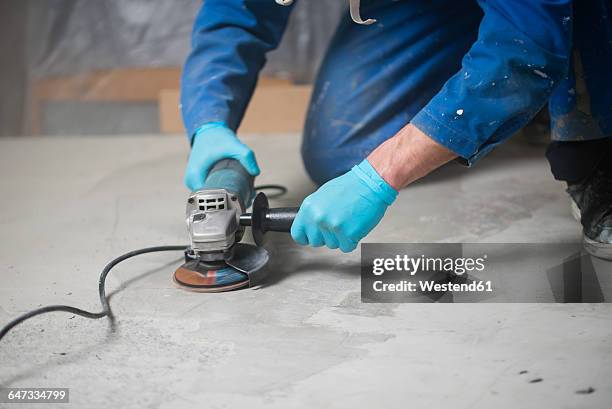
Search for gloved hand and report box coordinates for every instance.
[291,159,397,252]
[184,122,260,191]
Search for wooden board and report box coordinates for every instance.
[158,83,312,134]
[30,67,311,135]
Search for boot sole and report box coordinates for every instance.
[570,199,581,223]
[569,199,612,261]
[583,236,612,261]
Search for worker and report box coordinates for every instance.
[181,0,612,259]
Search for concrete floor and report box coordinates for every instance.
[0,134,610,408]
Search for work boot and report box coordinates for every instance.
[567,160,612,260]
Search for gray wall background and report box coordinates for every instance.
[0,0,346,136]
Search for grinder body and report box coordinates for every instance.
[185,159,254,261]
[177,159,298,291]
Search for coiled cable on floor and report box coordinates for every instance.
[0,245,187,342]
[255,184,288,199]
[0,184,288,342]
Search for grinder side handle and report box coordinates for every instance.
[263,207,298,232]
[240,192,298,246]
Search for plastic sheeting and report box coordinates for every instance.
[27,0,345,83]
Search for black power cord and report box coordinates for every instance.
[0,184,288,342]
[0,245,187,342]
[255,184,288,199]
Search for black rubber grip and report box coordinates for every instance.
[264,207,298,232]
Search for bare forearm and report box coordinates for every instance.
[367,123,457,190]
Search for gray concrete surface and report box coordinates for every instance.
[0,134,610,408]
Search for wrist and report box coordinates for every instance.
[195,121,228,135]
[367,123,457,190]
[352,159,398,206]
[192,122,229,143]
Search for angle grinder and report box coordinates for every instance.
[173,159,298,292]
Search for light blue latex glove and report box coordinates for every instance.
[291,159,398,252]
[184,122,260,191]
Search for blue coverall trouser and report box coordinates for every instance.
[302,0,612,185]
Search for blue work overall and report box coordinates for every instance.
[181,0,612,185]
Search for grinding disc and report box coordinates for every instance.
[173,263,249,292]
[173,243,269,292]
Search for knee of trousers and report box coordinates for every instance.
[300,106,412,186]
[300,116,382,186]
[300,145,367,186]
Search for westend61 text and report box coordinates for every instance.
[373,280,493,293]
